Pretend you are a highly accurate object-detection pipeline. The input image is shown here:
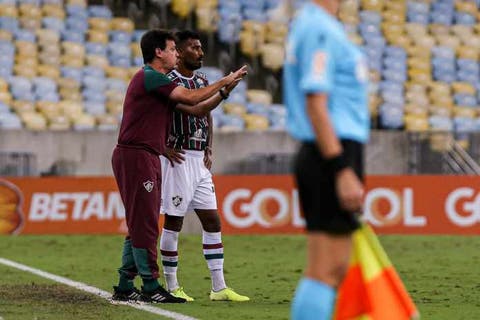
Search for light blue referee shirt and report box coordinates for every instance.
[283,2,370,143]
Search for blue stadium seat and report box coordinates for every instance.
[14,29,36,42]
[0,112,22,129]
[429,115,453,131]
[85,42,107,56]
[379,103,404,129]
[0,17,20,32]
[42,17,65,32]
[66,17,89,33]
[61,67,83,82]
[88,5,113,19]
[66,5,88,19]
[109,31,132,44]
[61,30,85,43]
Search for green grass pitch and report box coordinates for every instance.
[1,234,480,319]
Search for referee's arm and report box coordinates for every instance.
[306,93,364,213]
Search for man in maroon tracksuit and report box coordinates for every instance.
[111,29,246,303]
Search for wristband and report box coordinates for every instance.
[219,88,229,100]
[324,153,349,174]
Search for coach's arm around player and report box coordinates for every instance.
[169,66,246,106]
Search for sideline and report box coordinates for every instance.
[0,257,198,320]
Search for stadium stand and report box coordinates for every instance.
[1,0,480,137]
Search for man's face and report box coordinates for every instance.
[159,39,179,71]
[178,38,204,71]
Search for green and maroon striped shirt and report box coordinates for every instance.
[166,70,209,151]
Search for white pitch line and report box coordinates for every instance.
[0,257,198,320]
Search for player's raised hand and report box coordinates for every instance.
[335,167,364,213]
[223,66,248,86]
[162,147,185,167]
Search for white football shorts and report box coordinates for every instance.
[160,150,217,216]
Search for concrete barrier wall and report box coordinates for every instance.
[0,130,408,176]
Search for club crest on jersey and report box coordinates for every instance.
[172,195,183,207]
[196,78,205,88]
[143,180,154,193]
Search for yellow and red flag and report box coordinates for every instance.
[335,223,420,320]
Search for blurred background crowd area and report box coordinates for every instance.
[2,0,480,176]
[1,0,480,134]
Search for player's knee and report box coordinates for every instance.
[199,212,221,233]
[164,215,183,232]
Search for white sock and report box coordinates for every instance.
[202,230,226,292]
[160,228,179,291]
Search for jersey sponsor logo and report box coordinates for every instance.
[172,195,183,207]
[312,50,327,80]
[143,180,154,193]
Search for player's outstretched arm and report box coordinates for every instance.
[169,66,247,105]
[176,76,242,116]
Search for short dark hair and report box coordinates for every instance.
[175,30,201,48]
[140,29,176,64]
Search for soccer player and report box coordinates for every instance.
[283,1,370,319]
[111,29,247,303]
[159,30,250,302]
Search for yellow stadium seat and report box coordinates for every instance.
[16,41,38,57]
[59,100,84,119]
[456,1,477,14]
[243,114,269,131]
[85,54,109,69]
[223,103,247,116]
[61,42,85,57]
[406,45,431,58]
[430,133,454,152]
[61,55,85,68]
[265,21,288,44]
[73,113,96,130]
[429,81,450,93]
[339,12,359,25]
[385,1,406,11]
[436,34,461,49]
[49,114,71,131]
[0,30,12,41]
[13,65,37,78]
[195,7,218,32]
[361,0,384,11]
[369,94,381,118]
[0,78,8,92]
[89,17,111,32]
[20,112,47,131]
[105,89,125,103]
[405,82,427,92]
[383,10,406,23]
[58,78,80,91]
[87,30,109,44]
[111,18,134,32]
[39,52,61,67]
[37,101,61,118]
[19,16,41,30]
[451,24,473,37]
[106,101,123,115]
[130,43,141,58]
[452,82,476,95]
[429,23,449,36]
[106,67,130,81]
[430,95,453,108]
[0,4,18,17]
[59,89,82,101]
[406,91,429,104]
[42,4,66,19]
[404,114,429,132]
[407,57,431,71]
[369,70,381,82]
[453,106,476,118]
[0,92,12,105]
[19,4,42,19]
[429,105,452,117]
[247,89,272,105]
[349,33,364,45]
[405,23,427,37]
[14,56,37,69]
[462,35,480,49]
[405,103,428,116]
[128,67,140,80]
[408,69,431,82]
[12,100,35,114]
[413,34,436,48]
[66,0,87,7]
[457,45,478,60]
[97,113,119,128]
[36,29,60,45]
[388,34,411,48]
[171,0,195,19]
[37,64,60,80]
[260,43,284,71]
